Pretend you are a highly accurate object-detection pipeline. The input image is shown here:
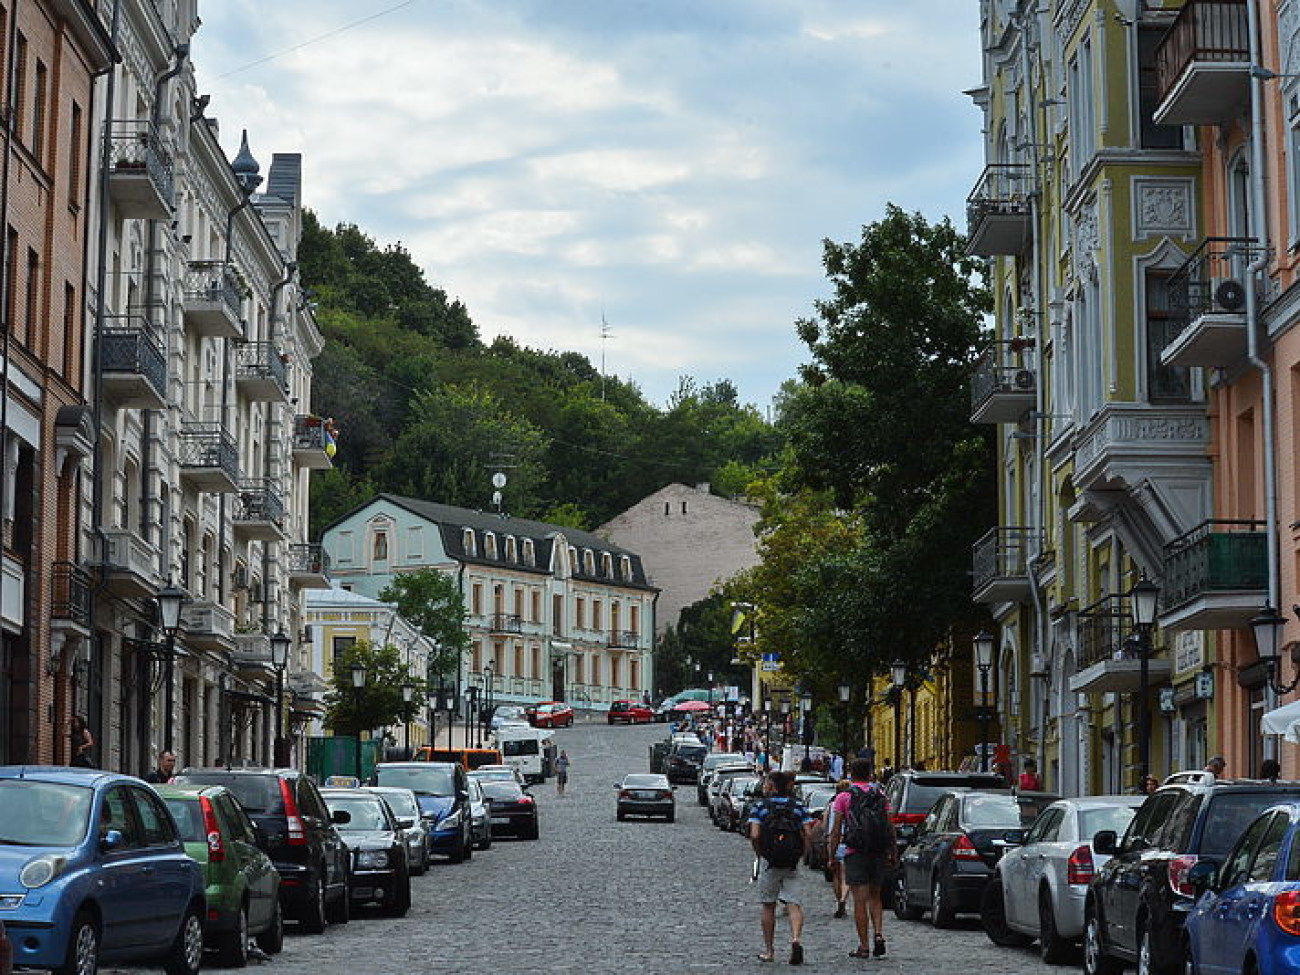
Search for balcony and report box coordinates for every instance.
[607,630,640,650]
[98,528,160,597]
[0,553,21,632]
[235,342,290,402]
[50,562,93,639]
[971,527,1037,604]
[1158,520,1267,632]
[183,261,244,339]
[99,315,167,409]
[232,632,274,675]
[232,480,287,541]
[490,614,523,635]
[1161,237,1258,368]
[1069,594,1172,694]
[971,357,1036,424]
[287,543,331,589]
[292,415,334,470]
[966,164,1033,256]
[180,599,235,653]
[1072,404,1210,510]
[1154,0,1250,126]
[178,423,239,493]
[105,120,174,219]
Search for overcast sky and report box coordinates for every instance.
[195,2,985,410]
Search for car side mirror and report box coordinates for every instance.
[100,828,125,851]
[396,816,416,829]
[1189,859,1220,896]
[331,809,351,826]
[1092,829,1118,855]
[1001,829,1026,847]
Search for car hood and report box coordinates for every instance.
[341,830,398,851]
[0,842,82,881]
[415,795,455,820]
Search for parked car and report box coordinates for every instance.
[1184,800,1300,975]
[526,701,574,728]
[470,764,526,788]
[372,762,474,863]
[698,753,751,805]
[156,783,284,966]
[0,768,206,975]
[1083,772,1300,975]
[466,777,493,851]
[716,774,762,832]
[321,790,411,917]
[476,778,539,839]
[616,773,675,822]
[895,789,1058,927]
[173,767,351,932]
[980,794,1143,963]
[665,740,710,784]
[361,786,430,875]
[708,766,758,824]
[607,700,654,724]
[649,739,672,774]
[489,705,526,731]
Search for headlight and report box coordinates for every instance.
[20,855,67,889]
[439,809,463,829]
[355,850,389,869]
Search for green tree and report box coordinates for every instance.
[324,639,425,736]
[378,569,471,676]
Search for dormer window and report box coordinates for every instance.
[568,546,578,573]
[463,528,477,557]
[583,549,595,575]
[485,532,498,559]
[506,536,518,562]
[620,555,632,581]
[523,538,536,566]
[601,552,613,578]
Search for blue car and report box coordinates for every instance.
[372,762,473,862]
[0,766,205,975]
[1185,800,1300,975]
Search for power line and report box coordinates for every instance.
[214,1,420,81]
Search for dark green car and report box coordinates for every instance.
[156,784,283,967]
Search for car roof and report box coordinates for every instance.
[377,761,457,771]
[0,766,136,786]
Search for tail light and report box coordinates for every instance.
[518,795,534,805]
[952,834,981,861]
[279,778,307,846]
[1067,845,1094,884]
[1169,854,1199,897]
[618,790,632,800]
[199,797,225,862]
[657,790,672,800]
[893,812,927,827]
[1274,891,1300,936]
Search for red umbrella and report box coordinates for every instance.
[673,699,712,712]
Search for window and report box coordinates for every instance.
[331,636,356,677]
[630,605,640,634]
[1289,94,1300,248]
[31,59,45,164]
[131,788,176,847]
[1067,35,1095,181]
[11,33,25,143]
[552,593,563,635]
[593,600,603,630]
[1146,271,1190,403]
[1247,811,1289,883]
[506,536,517,561]
[523,538,535,566]
[22,247,37,346]
[601,552,613,578]
[531,589,541,623]
[471,583,483,616]
[1137,27,1181,149]
[463,528,477,556]
[62,282,76,377]
[583,549,595,575]
[484,532,497,559]
[568,546,577,573]
[576,597,586,629]
[590,654,601,685]
[620,556,632,580]
[3,225,15,334]
[514,643,524,676]
[531,645,540,680]
[68,101,82,202]
[372,531,388,561]
[1221,810,1271,888]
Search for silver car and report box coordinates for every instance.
[984,794,1143,964]
[364,786,430,875]
[467,776,493,850]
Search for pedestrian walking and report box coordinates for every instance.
[68,715,94,768]
[1141,775,1160,795]
[829,751,845,781]
[555,750,571,796]
[747,770,814,964]
[825,779,852,918]
[143,750,177,784]
[1260,758,1282,781]
[1018,758,1042,791]
[829,758,896,959]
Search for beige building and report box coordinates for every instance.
[598,483,760,633]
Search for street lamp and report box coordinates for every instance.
[401,681,417,759]
[1252,605,1297,694]
[708,671,715,706]
[350,661,367,781]
[800,690,813,770]
[1130,573,1160,787]
[779,698,791,762]
[270,630,291,766]
[481,663,494,748]
[973,631,995,772]
[891,660,907,771]
[154,580,187,754]
[838,680,851,758]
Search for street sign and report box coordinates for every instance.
[761,652,780,672]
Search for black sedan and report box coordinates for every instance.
[321,789,412,917]
[616,773,675,822]
[896,789,1056,928]
[476,779,539,839]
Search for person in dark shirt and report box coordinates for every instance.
[143,750,176,784]
[747,770,813,964]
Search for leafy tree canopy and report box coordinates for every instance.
[377,569,472,676]
[324,639,426,735]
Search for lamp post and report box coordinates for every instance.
[839,680,851,758]
[401,682,416,759]
[1252,605,1294,693]
[800,690,813,770]
[708,671,715,707]
[350,662,367,781]
[481,663,494,748]
[779,698,791,762]
[974,631,995,772]
[891,660,907,771]
[154,580,187,754]
[1130,573,1160,787]
[270,630,291,766]
[463,686,476,750]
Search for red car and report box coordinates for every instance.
[607,700,654,724]
[527,701,574,728]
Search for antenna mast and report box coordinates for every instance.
[600,314,613,401]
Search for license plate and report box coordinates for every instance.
[352,887,372,899]
[633,791,658,799]
[491,816,510,824]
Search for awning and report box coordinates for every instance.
[1260,698,1300,742]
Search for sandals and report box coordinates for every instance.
[849,946,871,958]
[757,949,775,963]
[874,936,887,957]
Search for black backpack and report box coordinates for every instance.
[759,799,805,868]
[844,785,890,855]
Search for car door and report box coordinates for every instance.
[909,794,953,907]
[223,793,277,931]
[1195,810,1280,975]
[94,785,152,951]
[1002,804,1060,930]
[1017,806,1064,928]
[1103,790,1178,957]
[128,785,193,949]
[298,778,346,894]
[901,797,941,902]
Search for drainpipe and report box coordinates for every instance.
[1246,0,1281,760]
[260,263,295,637]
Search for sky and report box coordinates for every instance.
[195,1,986,410]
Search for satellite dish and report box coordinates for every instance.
[492,472,507,489]
[492,490,503,507]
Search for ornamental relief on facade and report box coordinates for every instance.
[1134,179,1193,240]
[1072,203,1099,283]
[1282,0,1300,78]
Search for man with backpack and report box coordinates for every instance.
[747,770,814,964]
[828,758,896,959]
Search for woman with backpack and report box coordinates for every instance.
[828,759,896,959]
[747,770,814,964]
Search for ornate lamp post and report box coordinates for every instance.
[401,681,417,759]
[891,660,907,770]
[154,580,187,754]
[1130,573,1160,786]
[974,631,995,772]
[350,661,367,781]
[270,630,291,766]
[800,690,813,770]
[838,680,851,757]
[779,698,791,761]
[481,663,494,747]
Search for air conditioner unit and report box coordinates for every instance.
[1013,368,1036,391]
[232,566,249,590]
[1211,277,1246,313]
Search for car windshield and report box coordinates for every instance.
[0,781,92,846]
[502,740,539,757]
[623,775,667,788]
[676,745,707,760]
[805,788,837,811]
[172,773,282,814]
[371,790,418,817]
[1079,805,1139,839]
[1201,793,1300,858]
[960,794,1027,828]
[325,795,390,831]
[375,766,456,797]
[471,770,517,782]
[479,781,525,801]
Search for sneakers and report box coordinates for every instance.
[873,936,886,958]
[789,943,804,966]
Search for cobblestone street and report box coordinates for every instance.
[112,721,1070,974]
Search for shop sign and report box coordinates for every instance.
[1174,631,1205,676]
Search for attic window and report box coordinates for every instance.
[463,528,477,557]
[568,546,578,573]
[601,552,613,578]
[485,532,498,559]
[620,556,632,581]
[583,549,595,575]
[506,536,518,561]
[523,538,535,566]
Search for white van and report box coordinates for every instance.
[493,726,552,784]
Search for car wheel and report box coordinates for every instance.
[255,898,284,955]
[216,903,251,968]
[300,875,328,933]
[617,811,627,821]
[162,903,204,975]
[1039,887,1072,964]
[387,875,412,917]
[893,873,922,921]
[1137,924,1173,975]
[930,874,956,929]
[981,879,1032,947]
[325,873,350,925]
[666,811,675,823]
[1083,908,1124,975]
[1181,936,1197,975]
[463,826,474,860]
[54,909,99,975]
